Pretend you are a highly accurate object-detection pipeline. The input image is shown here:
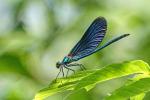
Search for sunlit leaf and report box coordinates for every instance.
[34,60,150,100]
[74,60,150,90]
[105,78,150,100]
[130,93,145,100]
[64,89,91,100]
[34,69,97,100]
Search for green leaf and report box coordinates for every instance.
[74,60,150,90]
[34,60,150,100]
[105,78,150,100]
[130,93,146,100]
[34,69,97,100]
[64,89,91,100]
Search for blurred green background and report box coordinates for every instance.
[0,0,150,100]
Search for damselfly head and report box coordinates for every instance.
[56,61,61,68]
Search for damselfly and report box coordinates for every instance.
[56,17,129,79]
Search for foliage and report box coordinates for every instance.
[35,60,150,100]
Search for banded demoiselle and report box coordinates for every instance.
[56,17,129,79]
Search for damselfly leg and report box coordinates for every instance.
[64,65,75,77]
[67,63,86,70]
[64,63,86,77]
[55,65,65,80]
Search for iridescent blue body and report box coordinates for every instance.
[55,17,129,79]
[62,56,73,64]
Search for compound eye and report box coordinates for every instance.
[56,62,61,68]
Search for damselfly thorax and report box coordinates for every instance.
[56,55,85,78]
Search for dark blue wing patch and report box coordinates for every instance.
[68,17,107,61]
